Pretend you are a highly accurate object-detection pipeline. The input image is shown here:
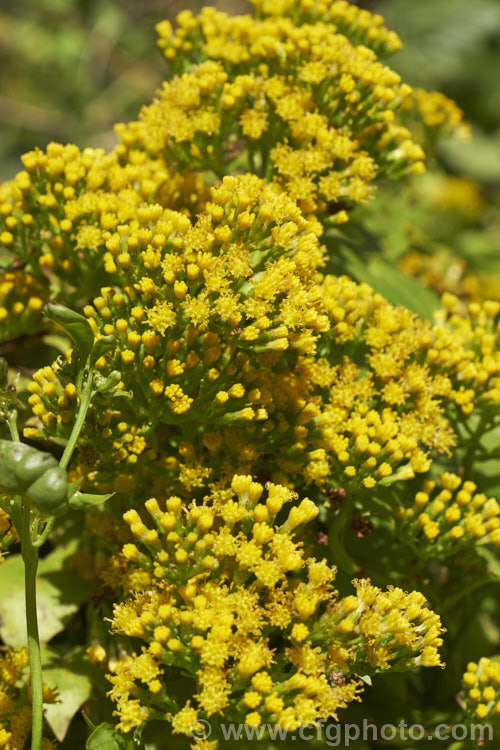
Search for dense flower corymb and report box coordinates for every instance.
[106,476,444,741]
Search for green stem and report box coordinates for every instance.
[21,499,43,750]
[460,410,490,476]
[59,376,94,470]
[329,493,356,574]
[7,411,20,442]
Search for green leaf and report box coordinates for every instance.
[89,335,116,368]
[86,722,132,749]
[44,302,94,364]
[42,647,96,742]
[0,541,94,646]
[67,478,83,498]
[341,250,442,319]
[69,491,114,510]
[439,126,500,181]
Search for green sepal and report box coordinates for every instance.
[68,491,114,510]
[44,303,94,365]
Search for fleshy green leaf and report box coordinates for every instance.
[67,478,83,498]
[69,491,114,510]
[44,302,94,364]
[340,250,442,319]
[89,335,116,368]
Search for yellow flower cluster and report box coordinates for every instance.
[120,6,443,219]
[435,293,500,410]
[249,0,403,56]
[462,658,500,722]
[0,141,209,308]
[24,173,333,490]
[0,271,46,344]
[324,579,444,671]
[0,2,489,747]
[24,257,500,498]
[0,647,56,750]
[106,476,443,739]
[0,507,17,564]
[404,88,471,142]
[316,276,444,485]
[311,278,500,489]
[396,472,500,558]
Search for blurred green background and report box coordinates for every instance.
[0,0,244,180]
[375,0,500,183]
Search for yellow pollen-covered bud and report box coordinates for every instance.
[175,549,188,564]
[174,281,188,299]
[122,544,140,561]
[337,618,355,634]
[167,638,181,652]
[232,475,263,504]
[290,623,309,642]
[166,496,182,513]
[251,672,273,693]
[154,626,171,643]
